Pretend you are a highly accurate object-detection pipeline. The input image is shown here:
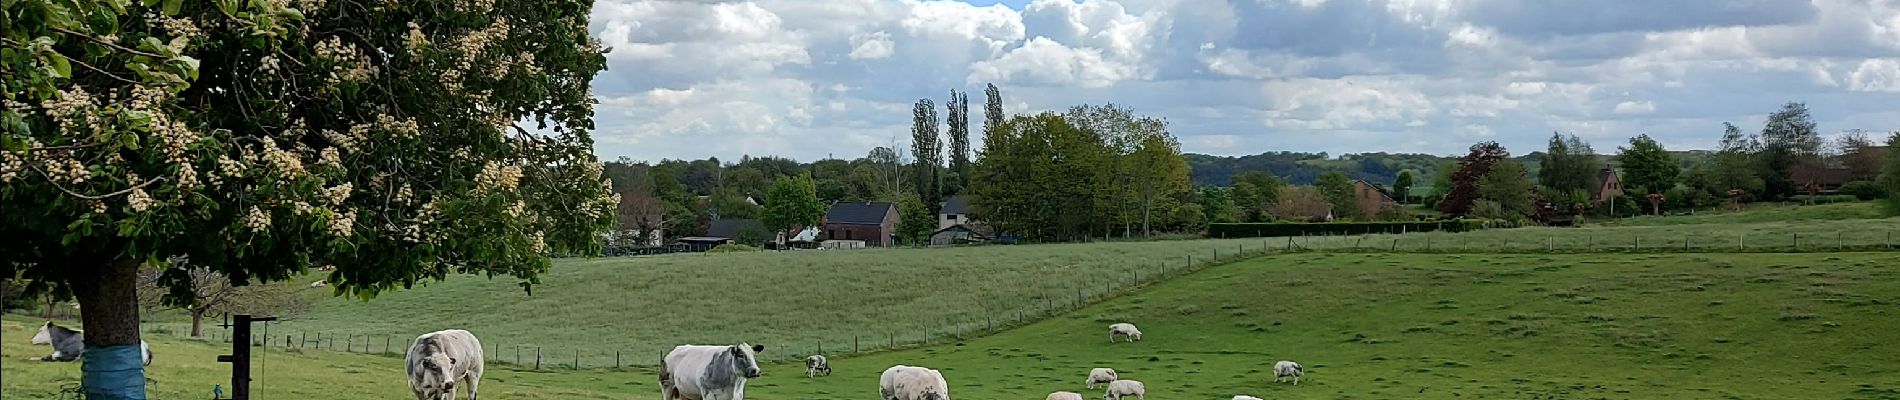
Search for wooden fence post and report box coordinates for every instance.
[855,336,860,353]
[1547,236,1553,252]
[515,345,521,365]
[575,350,580,370]
[1838,232,1843,250]
[1793,233,1799,250]
[1684,236,1690,251]
[535,347,542,370]
[616,351,622,368]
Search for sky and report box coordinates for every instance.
[584,0,1900,163]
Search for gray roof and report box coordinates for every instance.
[826,202,895,225]
[940,195,974,215]
[707,219,765,238]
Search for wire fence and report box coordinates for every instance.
[45,226,1900,371]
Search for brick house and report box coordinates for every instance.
[1352,179,1398,218]
[823,201,898,247]
[1592,167,1624,202]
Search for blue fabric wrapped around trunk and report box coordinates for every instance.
[82,344,147,400]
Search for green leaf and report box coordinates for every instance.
[119,131,139,149]
[217,0,237,15]
[163,0,182,15]
[47,53,71,78]
[278,7,304,21]
[170,55,200,80]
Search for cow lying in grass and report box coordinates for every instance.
[29,321,152,366]
[880,365,949,400]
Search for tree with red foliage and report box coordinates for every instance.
[1436,142,1512,216]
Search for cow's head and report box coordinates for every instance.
[730,343,764,378]
[922,389,946,400]
[31,322,54,345]
[413,354,458,396]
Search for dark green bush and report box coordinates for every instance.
[1207,220,1489,238]
[1839,181,1886,200]
[1788,194,1861,205]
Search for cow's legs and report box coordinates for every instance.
[465,370,483,400]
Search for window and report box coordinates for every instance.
[845,230,853,240]
[828,229,837,239]
[946,214,959,221]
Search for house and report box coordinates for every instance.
[939,195,976,230]
[823,201,898,247]
[1352,179,1398,218]
[675,236,734,252]
[1592,167,1624,202]
[1789,166,1851,192]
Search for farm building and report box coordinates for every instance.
[1352,179,1398,218]
[824,201,898,247]
[1592,166,1624,202]
[707,218,769,244]
[1789,166,1851,192]
[939,195,977,230]
[929,224,991,246]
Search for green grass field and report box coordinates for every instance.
[241,238,1276,367]
[1598,202,1890,227]
[10,252,1900,399]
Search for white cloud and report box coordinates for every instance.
[583,0,1900,162]
[1848,59,1900,92]
[1613,100,1657,115]
[849,31,896,59]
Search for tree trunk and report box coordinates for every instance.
[191,310,205,337]
[71,258,146,399]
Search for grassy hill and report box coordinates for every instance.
[243,239,1274,367]
[11,251,1900,399]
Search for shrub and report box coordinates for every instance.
[1788,194,1861,205]
[1840,181,1886,200]
[708,244,762,253]
[1207,220,1488,238]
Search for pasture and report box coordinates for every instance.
[9,252,1900,399]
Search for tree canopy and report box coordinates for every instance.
[1618,134,1679,194]
[2,0,613,395]
[762,172,824,241]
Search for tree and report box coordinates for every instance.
[1438,142,1512,215]
[970,113,1109,241]
[1836,130,1885,181]
[1393,170,1415,203]
[911,99,943,212]
[1477,158,1534,218]
[1127,134,1190,237]
[1618,134,1679,194]
[137,262,307,337]
[1271,186,1332,222]
[1199,186,1240,223]
[762,173,826,246]
[983,83,1005,139]
[1,1,615,396]
[1314,172,1357,220]
[1709,122,1765,200]
[1230,171,1284,221]
[896,192,934,246]
[1758,102,1821,198]
[1881,132,1900,209]
[1428,159,1458,205]
[1538,132,1600,192]
[946,90,972,195]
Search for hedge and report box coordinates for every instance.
[1207,220,1492,238]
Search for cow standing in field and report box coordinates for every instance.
[29,321,152,365]
[661,343,765,400]
[1273,360,1303,385]
[879,365,949,400]
[805,355,832,378]
[1046,391,1083,400]
[1107,323,1142,343]
[1103,380,1145,400]
[1085,368,1117,389]
[405,329,484,400]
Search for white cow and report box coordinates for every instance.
[1233,396,1263,400]
[1046,391,1083,400]
[662,343,765,400]
[29,321,152,365]
[1107,323,1142,343]
[1085,368,1118,389]
[806,355,832,378]
[1103,380,1145,400]
[310,281,328,288]
[1273,360,1303,385]
[879,365,949,400]
[405,329,485,400]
